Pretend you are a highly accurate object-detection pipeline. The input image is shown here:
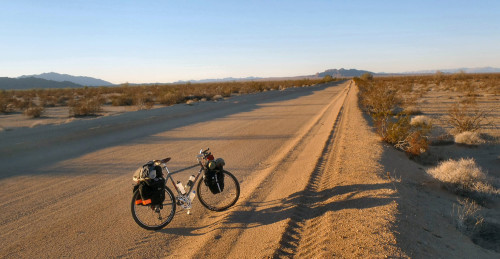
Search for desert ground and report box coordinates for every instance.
[1,80,499,258]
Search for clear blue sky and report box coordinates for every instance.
[1,0,499,84]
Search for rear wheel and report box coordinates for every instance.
[131,186,176,230]
[197,170,240,211]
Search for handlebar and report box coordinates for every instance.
[197,147,214,168]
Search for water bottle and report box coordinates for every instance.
[186,175,195,189]
[188,190,196,201]
[176,181,186,195]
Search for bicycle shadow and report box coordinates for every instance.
[161,181,396,236]
[228,182,395,229]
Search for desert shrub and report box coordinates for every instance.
[11,97,32,110]
[360,72,373,81]
[356,76,430,156]
[427,158,499,201]
[23,104,44,118]
[403,106,422,115]
[410,115,432,126]
[454,131,485,145]
[111,93,134,106]
[381,114,432,156]
[0,90,14,113]
[359,82,401,115]
[39,94,58,107]
[447,103,492,133]
[383,115,412,144]
[133,89,155,110]
[215,85,233,97]
[397,131,429,156]
[68,92,104,117]
[158,91,184,105]
[453,198,484,236]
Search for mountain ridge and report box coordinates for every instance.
[402,66,500,74]
[2,67,498,90]
[0,77,82,90]
[18,72,113,86]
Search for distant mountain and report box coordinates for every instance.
[18,72,113,86]
[173,76,263,84]
[404,67,500,74]
[315,68,374,78]
[0,77,82,90]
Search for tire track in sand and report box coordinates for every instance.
[274,82,405,258]
[273,91,347,258]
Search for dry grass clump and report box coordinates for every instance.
[453,198,500,252]
[454,131,486,145]
[453,198,484,236]
[427,158,499,202]
[410,115,432,126]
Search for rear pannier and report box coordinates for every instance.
[133,161,165,205]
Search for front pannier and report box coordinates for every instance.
[204,169,225,194]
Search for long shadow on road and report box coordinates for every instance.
[161,182,395,238]
[225,182,395,230]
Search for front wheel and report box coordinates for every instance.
[131,186,176,230]
[197,170,240,211]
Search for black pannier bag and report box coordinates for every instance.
[133,160,165,205]
[134,177,166,205]
[204,169,225,194]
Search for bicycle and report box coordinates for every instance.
[131,148,240,230]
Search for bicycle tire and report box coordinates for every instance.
[197,170,240,212]
[131,186,176,230]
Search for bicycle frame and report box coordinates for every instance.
[158,154,206,209]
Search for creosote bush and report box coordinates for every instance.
[386,115,432,156]
[447,103,492,134]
